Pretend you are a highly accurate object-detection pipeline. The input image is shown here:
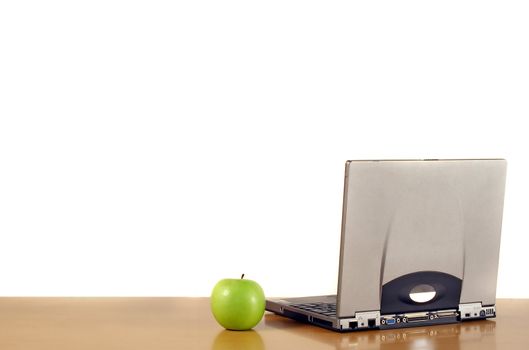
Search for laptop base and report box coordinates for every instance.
[266,297,496,332]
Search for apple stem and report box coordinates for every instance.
[241,274,245,279]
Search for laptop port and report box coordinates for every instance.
[349,321,358,329]
[385,318,396,325]
[368,319,376,328]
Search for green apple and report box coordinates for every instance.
[211,274,265,330]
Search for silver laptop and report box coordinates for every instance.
[266,159,507,331]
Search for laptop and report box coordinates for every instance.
[266,159,507,331]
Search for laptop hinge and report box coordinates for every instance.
[458,302,496,320]
[355,310,381,328]
[338,310,381,330]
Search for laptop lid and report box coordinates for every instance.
[337,159,507,317]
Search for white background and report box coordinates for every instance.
[0,1,528,297]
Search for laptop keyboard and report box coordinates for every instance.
[292,302,337,317]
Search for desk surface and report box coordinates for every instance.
[0,298,528,349]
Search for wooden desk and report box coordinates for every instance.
[0,298,527,349]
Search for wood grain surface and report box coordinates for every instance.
[0,298,528,349]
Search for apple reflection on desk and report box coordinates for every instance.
[212,329,264,350]
[264,313,496,350]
